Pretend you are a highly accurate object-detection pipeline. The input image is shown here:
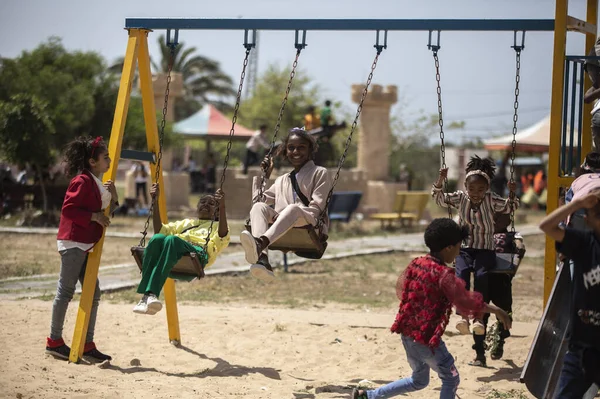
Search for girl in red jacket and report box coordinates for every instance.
[46,136,118,362]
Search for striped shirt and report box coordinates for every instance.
[432,185,519,250]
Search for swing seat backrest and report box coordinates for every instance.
[245,224,327,260]
[489,233,526,275]
[131,246,205,281]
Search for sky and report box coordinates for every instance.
[0,0,594,144]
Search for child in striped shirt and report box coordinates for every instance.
[432,155,518,367]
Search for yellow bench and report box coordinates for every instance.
[370,191,430,229]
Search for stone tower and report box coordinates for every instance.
[351,84,398,181]
[151,72,184,122]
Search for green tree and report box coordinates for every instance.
[389,109,466,189]
[239,64,321,135]
[0,94,55,210]
[109,34,235,121]
[0,37,103,146]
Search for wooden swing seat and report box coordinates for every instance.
[130,246,205,281]
[245,224,327,259]
[489,236,526,275]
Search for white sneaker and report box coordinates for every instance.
[146,295,163,315]
[250,263,275,282]
[456,319,471,335]
[240,231,260,264]
[472,320,486,335]
[133,295,149,314]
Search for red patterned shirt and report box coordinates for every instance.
[391,255,486,348]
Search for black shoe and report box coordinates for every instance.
[469,353,487,367]
[491,339,505,360]
[45,344,71,360]
[83,347,112,363]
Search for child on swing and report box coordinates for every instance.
[133,183,230,315]
[432,155,518,367]
[240,127,332,282]
[46,136,118,362]
[352,218,512,399]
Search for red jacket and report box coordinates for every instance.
[57,170,103,244]
[391,255,485,348]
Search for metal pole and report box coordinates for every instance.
[544,0,568,306]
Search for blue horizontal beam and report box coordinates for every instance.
[125,18,555,32]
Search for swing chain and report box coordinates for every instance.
[139,44,177,247]
[318,48,383,229]
[432,49,452,220]
[255,48,303,204]
[203,48,253,251]
[509,46,522,235]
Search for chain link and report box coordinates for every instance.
[432,50,452,220]
[318,50,383,228]
[254,49,302,205]
[509,49,521,236]
[203,48,252,251]
[139,46,177,247]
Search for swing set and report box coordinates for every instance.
[69,7,596,390]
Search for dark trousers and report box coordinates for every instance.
[555,345,600,398]
[455,248,496,301]
[243,149,259,174]
[135,182,148,207]
[456,248,500,355]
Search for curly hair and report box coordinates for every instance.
[62,136,107,177]
[424,218,470,252]
[465,155,496,183]
[276,127,318,160]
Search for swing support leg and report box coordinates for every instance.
[69,30,139,363]
[137,29,182,345]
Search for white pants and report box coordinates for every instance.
[249,203,315,244]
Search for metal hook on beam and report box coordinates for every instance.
[512,30,526,52]
[166,29,179,49]
[374,30,388,53]
[428,30,441,52]
[244,29,257,50]
[294,30,307,50]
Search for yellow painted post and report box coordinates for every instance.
[582,0,599,162]
[543,0,569,306]
[69,30,139,362]
[136,30,182,345]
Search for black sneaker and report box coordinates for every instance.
[45,344,71,360]
[83,347,112,363]
[491,340,505,360]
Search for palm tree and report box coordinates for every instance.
[108,34,235,121]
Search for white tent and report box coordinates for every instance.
[484,115,577,153]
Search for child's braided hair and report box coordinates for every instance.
[62,136,107,177]
[465,155,496,184]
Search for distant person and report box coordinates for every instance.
[397,163,413,191]
[584,36,600,150]
[131,161,148,208]
[303,105,320,130]
[244,124,269,175]
[320,100,332,129]
[203,152,217,193]
[490,153,510,197]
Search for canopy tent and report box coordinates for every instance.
[483,115,578,153]
[173,104,256,140]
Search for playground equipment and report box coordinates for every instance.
[69,10,596,395]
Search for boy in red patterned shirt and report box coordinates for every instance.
[352,218,512,399]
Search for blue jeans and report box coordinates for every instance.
[366,335,460,399]
[555,347,597,398]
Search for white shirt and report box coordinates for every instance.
[57,173,111,252]
[246,130,270,152]
[592,99,600,115]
